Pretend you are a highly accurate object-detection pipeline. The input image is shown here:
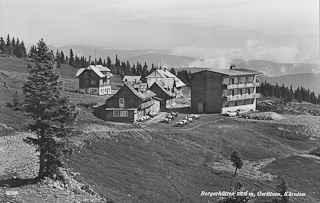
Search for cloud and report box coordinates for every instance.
[171,39,319,69]
[312,65,320,75]
[186,57,231,69]
[280,66,287,74]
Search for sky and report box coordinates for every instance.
[0,0,319,65]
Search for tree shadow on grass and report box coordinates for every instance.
[0,177,39,187]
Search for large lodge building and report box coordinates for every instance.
[191,66,263,114]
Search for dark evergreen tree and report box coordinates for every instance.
[22,39,78,179]
[131,64,136,75]
[294,87,302,103]
[142,62,148,80]
[20,41,27,57]
[150,63,156,73]
[6,34,13,55]
[28,45,37,59]
[11,37,16,55]
[69,49,74,67]
[115,55,120,75]
[231,151,243,177]
[126,61,131,75]
[170,67,176,76]
[136,62,142,76]
[106,56,112,68]
[98,57,103,65]
[60,51,65,64]
[0,37,8,55]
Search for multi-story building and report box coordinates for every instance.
[191,66,263,114]
[76,65,112,95]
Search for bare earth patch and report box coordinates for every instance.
[207,158,277,181]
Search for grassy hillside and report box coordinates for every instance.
[66,115,320,203]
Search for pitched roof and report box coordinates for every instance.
[146,69,185,88]
[95,65,111,72]
[108,82,156,101]
[76,65,111,78]
[192,68,263,77]
[151,81,175,97]
[122,76,141,83]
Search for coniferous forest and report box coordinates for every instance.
[0,34,27,58]
[259,81,320,104]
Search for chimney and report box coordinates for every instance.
[230,64,235,69]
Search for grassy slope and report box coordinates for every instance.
[66,115,320,203]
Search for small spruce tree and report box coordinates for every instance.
[231,150,244,177]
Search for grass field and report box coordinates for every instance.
[1,56,320,203]
[65,112,320,203]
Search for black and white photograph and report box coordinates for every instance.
[0,0,319,202]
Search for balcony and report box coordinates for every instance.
[224,82,260,89]
[140,100,154,109]
[99,83,111,87]
[223,93,261,101]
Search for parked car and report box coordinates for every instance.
[235,109,248,116]
[223,111,237,117]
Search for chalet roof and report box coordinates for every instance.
[132,82,148,92]
[146,69,185,88]
[108,82,156,101]
[151,81,175,97]
[122,76,141,83]
[192,68,263,77]
[76,65,111,78]
[95,65,111,72]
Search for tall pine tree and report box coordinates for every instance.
[23,39,78,179]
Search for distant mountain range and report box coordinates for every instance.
[232,59,319,77]
[30,44,320,94]
[123,53,195,67]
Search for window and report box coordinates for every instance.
[113,110,128,117]
[119,98,124,107]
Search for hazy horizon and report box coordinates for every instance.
[1,0,319,67]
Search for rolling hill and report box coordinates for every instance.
[46,45,172,62]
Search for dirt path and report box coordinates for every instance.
[181,118,224,131]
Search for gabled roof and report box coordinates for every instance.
[192,68,263,77]
[76,65,111,78]
[151,81,175,97]
[122,76,141,83]
[108,82,156,102]
[146,69,185,88]
[95,65,111,72]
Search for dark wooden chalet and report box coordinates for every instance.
[150,81,176,109]
[94,82,159,123]
[76,65,112,95]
